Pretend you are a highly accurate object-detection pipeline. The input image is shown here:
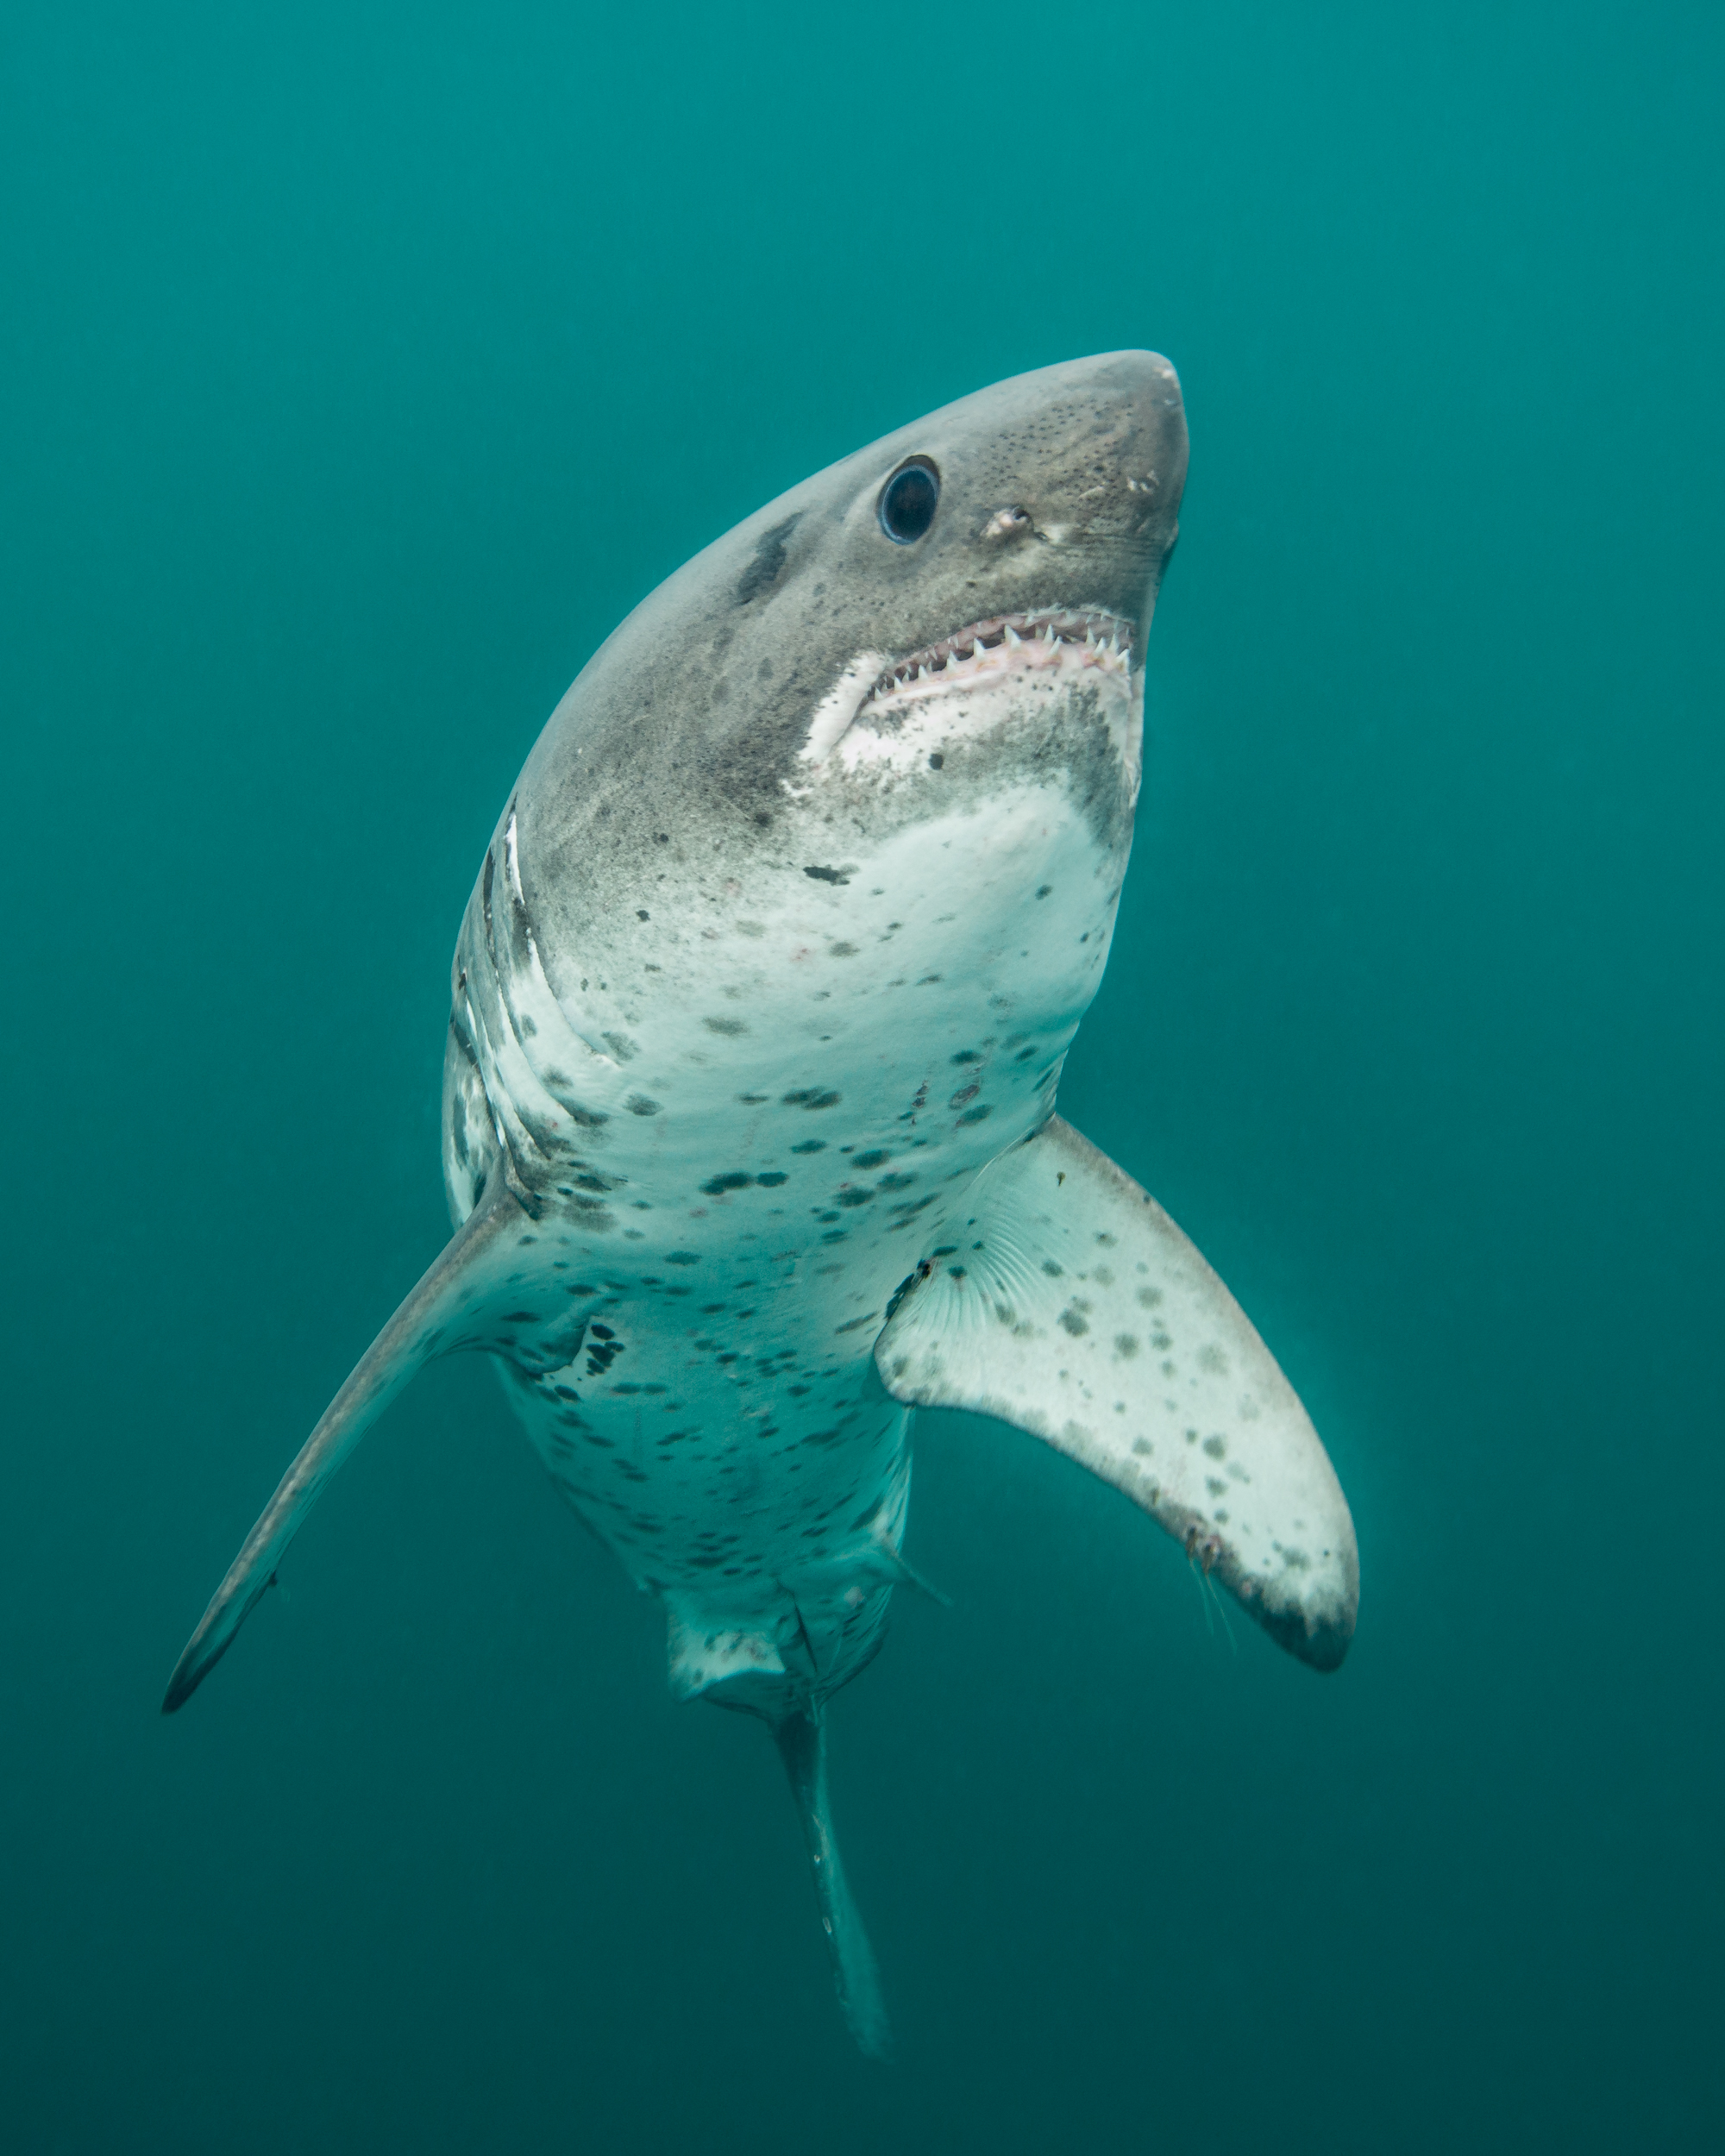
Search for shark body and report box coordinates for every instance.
[166,354,1358,2053]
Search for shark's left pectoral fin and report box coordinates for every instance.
[162,1175,544,1713]
[875,1117,1358,1670]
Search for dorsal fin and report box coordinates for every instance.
[874,1116,1358,1670]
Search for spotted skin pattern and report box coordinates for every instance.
[448,654,1141,1710]
[164,353,1234,2053]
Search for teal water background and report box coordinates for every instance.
[3,3,1721,2149]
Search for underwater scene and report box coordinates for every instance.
[2,3,1719,2150]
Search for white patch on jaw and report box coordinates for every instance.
[831,666,1128,778]
[801,611,1132,773]
[836,642,1138,787]
[806,608,1137,784]
[800,651,890,762]
[866,624,1128,718]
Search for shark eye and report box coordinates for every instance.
[878,458,940,544]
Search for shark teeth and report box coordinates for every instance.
[864,608,1135,710]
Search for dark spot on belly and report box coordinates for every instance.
[957,1104,992,1125]
[783,1088,841,1110]
[700,1171,754,1194]
[804,865,850,886]
[665,1251,701,1266]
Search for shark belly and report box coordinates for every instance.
[440,749,1131,1710]
[498,1285,911,1709]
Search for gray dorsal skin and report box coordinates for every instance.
[164,352,1359,2054]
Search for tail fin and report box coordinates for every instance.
[772,1707,891,2059]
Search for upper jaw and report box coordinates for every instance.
[864,606,1133,716]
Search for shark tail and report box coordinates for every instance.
[772,1706,891,2059]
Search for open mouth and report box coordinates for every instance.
[863,607,1134,714]
[800,606,1139,766]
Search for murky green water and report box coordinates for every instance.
[3,3,1720,2148]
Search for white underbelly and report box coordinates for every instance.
[496,1330,913,1705]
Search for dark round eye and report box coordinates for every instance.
[878,459,940,544]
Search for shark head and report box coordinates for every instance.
[453,353,1189,1206]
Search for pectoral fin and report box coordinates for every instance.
[874,1117,1358,1670]
[163,1176,545,1712]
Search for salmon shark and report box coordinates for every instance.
[164,352,1358,2055]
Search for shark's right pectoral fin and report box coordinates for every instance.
[162,1176,540,1713]
[874,1116,1358,1670]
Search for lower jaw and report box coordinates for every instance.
[831,649,1142,785]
